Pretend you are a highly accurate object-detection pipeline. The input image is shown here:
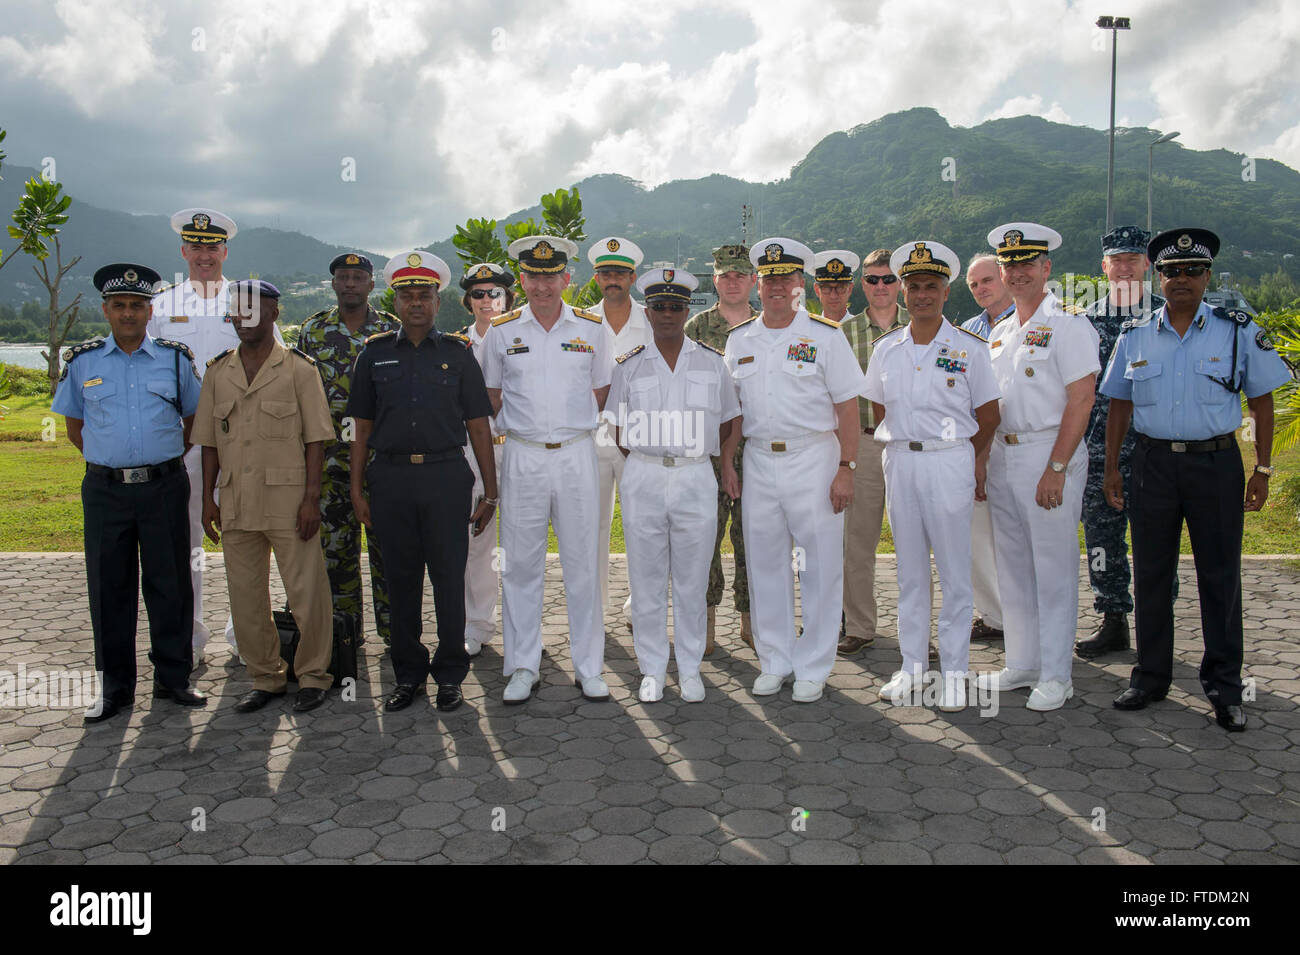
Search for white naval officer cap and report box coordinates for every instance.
[750,237,814,276]
[587,237,644,271]
[383,250,451,289]
[171,208,237,244]
[890,240,962,284]
[813,250,860,284]
[635,266,700,304]
[987,222,1062,263]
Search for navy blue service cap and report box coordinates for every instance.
[1101,225,1150,256]
[230,279,282,301]
[329,252,373,274]
[459,261,515,290]
[93,263,162,298]
[1148,227,1220,267]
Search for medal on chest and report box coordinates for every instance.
[1023,326,1052,348]
[786,340,817,364]
[561,336,594,354]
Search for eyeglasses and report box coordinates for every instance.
[648,303,689,313]
[863,274,899,286]
[1158,265,1209,278]
[469,288,505,300]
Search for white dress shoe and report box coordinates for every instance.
[679,674,705,703]
[939,674,967,712]
[879,670,920,704]
[792,680,824,703]
[751,672,790,696]
[576,675,611,701]
[638,675,664,703]
[465,636,484,658]
[1026,680,1073,711]
[988,667,1039,691]
[503,668,539,705]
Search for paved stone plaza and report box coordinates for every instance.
[1,552,1298,865]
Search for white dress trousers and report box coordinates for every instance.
[465,440,504,645]
[970,499,1003,630]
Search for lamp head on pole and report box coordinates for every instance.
[1151,130,1181,146]
[1096,15,1131,30]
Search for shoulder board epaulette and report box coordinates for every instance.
[364,330,398,344]
[1063,303,1085,315]
[1119,317,1151,333]
[573,307,603,324]
[291,346,317,365]
[956,326,988,343]
[154,338,195,360]
[876,325,907,342]
[729,317,757,333]
[458,324,472,337]
[697,340,724,357]
[62,338,105,363]
[1215,306,1252,326]
[810,314,840,329]
[302,308,331,324]
[616,344,646,364]
[491,308,523,327]
[151,282,177,297]
[207,347,235,368]
[444,332,471,347]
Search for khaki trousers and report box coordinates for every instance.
[223,527,334,691]
[843,436,886,639]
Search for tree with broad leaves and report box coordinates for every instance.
[0,128,73,276]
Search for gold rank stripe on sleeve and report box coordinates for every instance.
[573,307,603,324]
[616,344,646,364]
[491,308,523,327]
[956,326,988,343]
[809,314,841,329]
[207,347,235,368]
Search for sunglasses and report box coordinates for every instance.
[1158,265,1209,278]
[648,303,689,313]
[863,274,899,286]
[469,288,505,300]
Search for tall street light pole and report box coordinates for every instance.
[1098,15,1131,232]
[1147,130,1181,232]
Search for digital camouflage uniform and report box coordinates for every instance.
[1082,293,1163,614]
[298,305,401,644]
[685,301,757,612]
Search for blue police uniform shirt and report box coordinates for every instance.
[51,334,201,467]
[961,303,1015,341]
[1099,301,1292,440]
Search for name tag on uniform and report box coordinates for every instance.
[990,339,1002,349]
[169,316,189,324]
[83,377,103,387]
[507,346,530,355]
[738,355,755,365]
[787,343,817,363]
[1131,359,1148,368]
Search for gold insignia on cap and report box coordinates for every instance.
[1176,233,1193,251]
[663,269,675,283]
[765,243,783,262]
[406,252,422,267]
[193,213,210,231]
[1003,230,1023,247]
[345,254,360,265]
[475,265,493,279]
[123,269,138,283]
[606,239,620,252]
[909,243,932,265]
[535,241,554,261]
[828,260,844,274]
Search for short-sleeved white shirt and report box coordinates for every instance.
[723,309,866,439]
[606,338,740,458]
[148,278,283,372]
[591,298,652,359]
[480,303,614,443]
[988,293,1101,434]
[864,317,1000,443]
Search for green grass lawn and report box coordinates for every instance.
[4,391,1297,554]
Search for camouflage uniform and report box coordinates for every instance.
[685,301,757,612]
[298,305,401,644]
[1082,293,1163,614]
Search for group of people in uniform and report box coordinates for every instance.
[55,205,1289,734]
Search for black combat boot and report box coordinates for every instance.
[1075,611,1130,659]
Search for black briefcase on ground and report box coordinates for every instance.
[274,607,359,688]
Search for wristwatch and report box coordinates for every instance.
[1049,460,1066,473]
[1254,465,1275,477]
[840,460,857,470]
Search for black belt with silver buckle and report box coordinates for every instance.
[87,457,184,484]
[376,448,465,465]
[1137,433,1234,454]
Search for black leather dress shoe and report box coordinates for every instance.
[84,693,132,725]
[1214,703,1247,732]
[970,618,1004,642]
[233,689,286,713]
[293,687,328,713]
[384,683,423,712]
[153,683,208,707]
[436,684,464,712]
[1113,686,1167,711]
[1076,612,1131,659]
